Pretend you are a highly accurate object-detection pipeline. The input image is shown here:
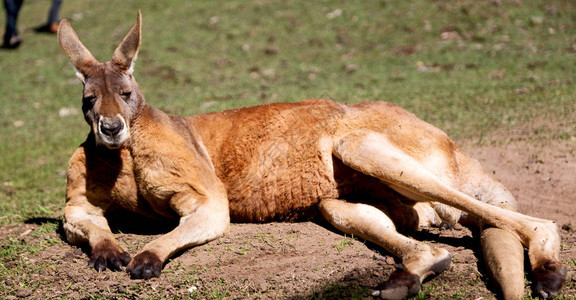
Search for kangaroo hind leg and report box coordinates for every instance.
[457,154,525,300]
[319,199,451,299]
[334,129,566,298]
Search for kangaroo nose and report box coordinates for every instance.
[99,118,124,136]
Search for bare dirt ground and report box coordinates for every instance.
[1,139,575,299]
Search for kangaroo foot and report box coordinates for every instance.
[533,260,567,299]
[371,249,451,299]
[371,269,420,299]
[126,250,163,279]
[89,239,131,272]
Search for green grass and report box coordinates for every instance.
[0,0,574,224]
[332,234,356,253]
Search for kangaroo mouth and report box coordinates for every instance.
[97,132,130,149]
[102,139,124,149]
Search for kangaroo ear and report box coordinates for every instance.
[58,19,99,82]
[111,10,142,75]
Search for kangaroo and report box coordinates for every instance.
[58,11,566,299]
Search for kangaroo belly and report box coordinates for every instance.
[222,136,339,222]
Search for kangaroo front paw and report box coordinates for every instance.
[371,270,421,300]
[533,260,567,299]
[126,250,163,279]
[89,240,132,272]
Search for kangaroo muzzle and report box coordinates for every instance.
[97,115,130,149]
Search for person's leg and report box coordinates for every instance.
[46,0,62,24]
[3,0,24,47]
[35,0,61,33]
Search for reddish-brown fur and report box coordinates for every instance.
[58,11,566,299]
[190,99,458,222]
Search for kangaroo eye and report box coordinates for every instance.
[83,95,97,103]
[121,91,132,101]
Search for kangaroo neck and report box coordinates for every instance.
[127,104,204,160]
[128,105,166,150]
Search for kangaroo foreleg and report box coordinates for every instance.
[65,146,132,272]
[126,193,230,279]
[64,203,131,272]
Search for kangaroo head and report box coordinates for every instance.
[58,10,144,149]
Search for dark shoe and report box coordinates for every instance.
[34,23,58,34]
[2,35,22,49]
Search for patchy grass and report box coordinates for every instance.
[1,0,575,225]
[332,235,357,253]
[1,0,575,224]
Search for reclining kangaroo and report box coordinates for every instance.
[58,11,566,299]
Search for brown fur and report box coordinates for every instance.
[58,11,565,299]
[189,99,459,223]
